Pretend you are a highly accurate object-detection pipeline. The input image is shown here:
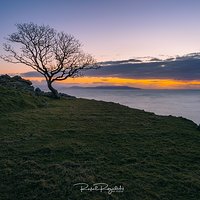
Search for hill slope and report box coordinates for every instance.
[0,86,200,200]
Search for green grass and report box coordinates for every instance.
[0,86,200,200]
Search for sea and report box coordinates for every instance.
[58,88,200,124]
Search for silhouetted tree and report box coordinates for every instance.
[1,23,97,98]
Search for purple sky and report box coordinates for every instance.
[0,0,200,73]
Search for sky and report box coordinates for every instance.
[0,0,200,89]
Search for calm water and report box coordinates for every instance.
[59,88,200,124]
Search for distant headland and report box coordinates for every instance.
[67,85,141,90]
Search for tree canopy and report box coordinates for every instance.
[1,23,97,98]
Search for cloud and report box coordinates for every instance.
[21,71,43,77]
[100,58,142,66]
[85,53,200,80]
[149,58,162,62]
[21,52,200,81]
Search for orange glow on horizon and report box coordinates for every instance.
[24,76,200,89]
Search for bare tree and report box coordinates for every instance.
[1,23,97,98]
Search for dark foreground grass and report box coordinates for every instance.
[0,86,200,200]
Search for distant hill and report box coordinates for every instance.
[68,85,141,90]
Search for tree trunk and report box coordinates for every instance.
[47,81,59,98]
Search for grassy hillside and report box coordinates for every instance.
[0,86,200,200]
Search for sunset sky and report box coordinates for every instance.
[0,0,200,89]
